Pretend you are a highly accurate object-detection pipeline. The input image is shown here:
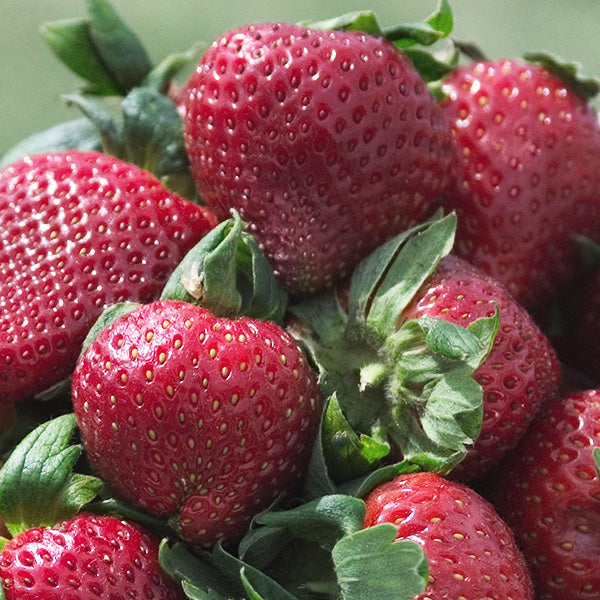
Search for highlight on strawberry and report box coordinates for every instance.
[1,0,600,598]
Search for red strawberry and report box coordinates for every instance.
[488,390,600,599]
[364,472,534,599]
[401,255,560,479]
[0,513,183,599]
[184,23,453,293]
[72,300,322,547]
[0,151,217,403]
[440,59,600,308]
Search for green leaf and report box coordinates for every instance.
[403,45,458,83]
[0,414,103,536]
[161,213,287,323]
[384,312,500,471]
[145,43,205,94]
[62,93,125,158]
[41,18,120,95]
[524,51,600,99]
[332,524,428,600]
[361,213,456,341]
[159,540,238,599]
[425,0,454,37]
[80,302,140,356]
[339,461,421,499]
[594,447,600,480]
[301,395,338,501]
[322,394,389,483]
[85,0,153,93]
[212,543,299,600]
[253,495,365,551]
[0,119,101,168]
[121,86,194,197]
[238,525,289,570]
[301,11,383,35]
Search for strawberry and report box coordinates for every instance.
[364,471,534,599]
[488,390,600,599]
[0,513,183,599]
[402,254,560,480]
[440,58,600,308]
[184,23,453,293]
[72,300,322,547]
[0,151,217,403]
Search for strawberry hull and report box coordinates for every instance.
[0,151,217,403]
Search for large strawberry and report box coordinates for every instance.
[72,300,322,548]
[488,389,600,599]
[184,22,453,293]
[0,151,217,403]
[440,58,600,308]
[0,514,184,599]
[364,472,534,599]
[402,254,560,479]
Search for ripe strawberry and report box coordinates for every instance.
[0,151,217,403]
[364,472,534,599]
[72,300,322,547]
[440,59,600,308]
[488,390,600,599]
[184,23,453,293]
[401,255,560,479]
[0,513,183,599]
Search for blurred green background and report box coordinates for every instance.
[2,0,600,155]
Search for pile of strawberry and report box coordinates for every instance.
[1,0,600,598]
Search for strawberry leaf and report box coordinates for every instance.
[159,540,239,600]
[0,119,101,169]
[0,414,103,536]
[212,543,299,600]
[321,394,389,483]
[353,213,456,341]
[121,87,193,198]
[145,43,206,94]
[403,44,458,83]
[301,11,383,35]
[384,312,500,470]
[594,447,600,480]
[340,461,421,499]
[332,524,428,600]
[41,18,121,95]
[524,51,600,99]
[85,0,152,93]
[161,212,288,323]
[81,302,141,355]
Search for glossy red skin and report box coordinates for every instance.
[402,255,560,480]
[72,300,322,547]
[185,23,453,293]
[0,514,183,600]
[489,390,600,599]
[364,472,534,599]
[0,151,217,403]
[440,59,600,308]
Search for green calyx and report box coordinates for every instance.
[161,211,288,324]
[303,0,458,85]
[290,213,499,486]
[524,51,600,99]
[63,87,195,199]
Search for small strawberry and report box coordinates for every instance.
[488,390,600,599]
[364,472,534,599]
[184,22,453,292]
[440,58,600,308]
[0,514,184,599]
[72,300,322,547]
[0,151,217,403]
[402,254,560,479]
